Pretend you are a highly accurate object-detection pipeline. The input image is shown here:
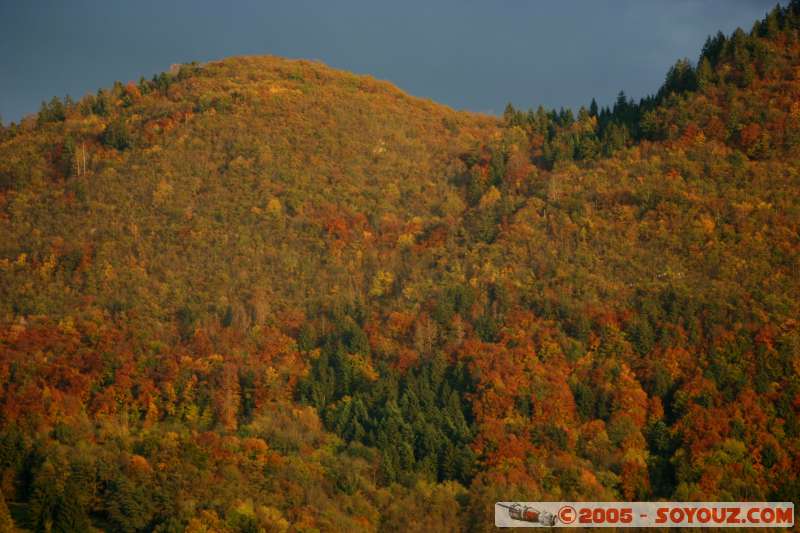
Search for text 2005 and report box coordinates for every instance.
[578,507,634,524]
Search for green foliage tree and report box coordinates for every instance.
[100,118,132,150]
[37,96,66,125]
[0,488,15,532]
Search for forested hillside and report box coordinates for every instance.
[1,3,800,532]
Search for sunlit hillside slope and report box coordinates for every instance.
[1,3,799,532]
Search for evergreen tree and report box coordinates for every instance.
[27,460,63,532]
[0,488,15,532]
[100,119,132,150]
[503,102,517,125]
[701,31,727,65]
[90,90,109,116]
[52,480,91,533]
[696,56,714,89]
[37,96,66,125]
[59,137,77,178]
[102,474,156,533]
[601,122,629,156]
[659,58,698,99]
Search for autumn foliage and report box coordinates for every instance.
[1,3,800,531]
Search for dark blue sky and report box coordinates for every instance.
[0,0,783,124]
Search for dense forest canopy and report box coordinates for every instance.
[1,2,800,532]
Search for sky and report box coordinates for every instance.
[0,0,785,124]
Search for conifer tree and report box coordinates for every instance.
[0,488,15,532]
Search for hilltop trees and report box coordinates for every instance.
[659,58,698,98]
[37,96,66,125]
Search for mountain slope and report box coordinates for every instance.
[1,4,800,532]
[1,56,496,334]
